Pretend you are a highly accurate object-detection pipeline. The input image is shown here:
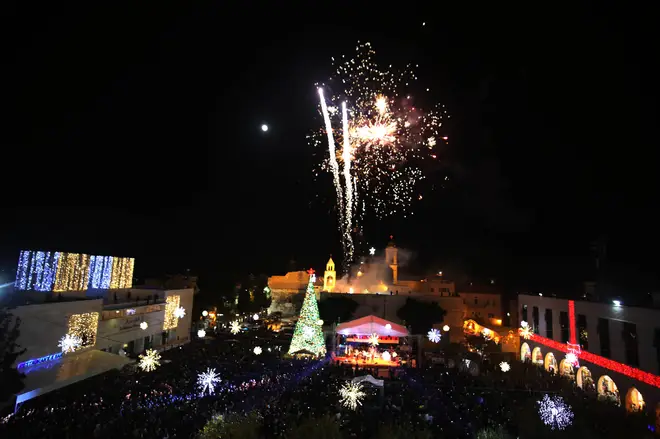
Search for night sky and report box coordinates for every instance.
[2,4,658,300]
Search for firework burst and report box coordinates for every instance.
[339,382,366,410]
[312,42,448,267]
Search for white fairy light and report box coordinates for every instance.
[339,382,366,410]
[197,368,221,396]
[138,349,161,372]
[58,334,82,353]
[230,320,241,335]
[537,394,574,430]
[174,307,186,319]
[427,328,441,343]
[254,346,263,355]
[499,361,510,372]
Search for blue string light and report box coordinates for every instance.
[15,251,30,290]
[33,251,45,291]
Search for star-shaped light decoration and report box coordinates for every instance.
[368,333,379,346]
[197,368,221,396]
[58,334,82,353]
[138,349,161,372]
[230,320,241,335]
[174,307,186,319]
[500,361,511,372]
[339,382,366,410]
[565,353,578,367]
[140,321,148,330]
[253,346,262,355]
[197,329,206,338]
[537,394,574,430]
[427,328,441,343]
[519,321,532,339]
[369,247,376,255]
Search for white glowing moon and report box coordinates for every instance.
[261,124,269,132]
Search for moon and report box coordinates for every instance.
[261,124,269,132]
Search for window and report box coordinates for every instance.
[522,304,528,322]
[577,314,588,350]
[545,309,554,339]
[532,306,540,334]
[623,322,639,367]
[559,311,569,342]
[598,318,611,358]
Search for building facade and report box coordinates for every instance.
[518,294,660,412]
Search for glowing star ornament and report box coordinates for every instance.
[537,394,574,430]
[253,346,262,355]
[58,334,82,353]
[230,320,241,335]
[369,247,376,255]
[140,322,148,330]
[339,382,366,410]
[565,353,578,367]
[197,368,221,396]
[427,328,441,343]
[138,349,161,372]
[174,307,186,319]
[368,333,379,346]
[253,313,259,321]
[519,321,532,340]
[197,329,206,338]
[500,361,511,372]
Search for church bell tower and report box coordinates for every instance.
[323,256,336,292]
[384,236,398,285]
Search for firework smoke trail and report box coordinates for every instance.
[341,101,354,263]
[319,88,348,264]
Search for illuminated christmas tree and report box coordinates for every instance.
[288,268,326,357]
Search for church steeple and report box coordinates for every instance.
[323,256,336,292]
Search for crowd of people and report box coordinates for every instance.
[1,329,657,438]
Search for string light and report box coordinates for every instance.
[163,295,181,330]
[67,312,99,348]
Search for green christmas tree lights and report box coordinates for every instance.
[288,268,326,357]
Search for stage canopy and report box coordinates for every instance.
[336,315,408,337]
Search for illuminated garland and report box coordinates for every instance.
[67,312,99,348]
[163,295,181,330]
[14,250,135,292]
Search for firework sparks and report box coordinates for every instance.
[312,42,447,267]
[230,320,241,335]
[537,394,574,430]
[58,334,82,353]
[138,349,161,372]
[339,382,366,410]
[197,368,221,396]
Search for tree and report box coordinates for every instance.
[476,426,512,439]
[318,296,358,324]
[199,412,261,439]
[288,269,326,357]
[376,424,433,439]
[286,415,342,439]
[396,298,446,334]
[0,308,25,405]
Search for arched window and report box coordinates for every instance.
[531,347,544,365]
[597,375,621,405]
[576,366,593,389]
[520,342,531,362]
[544,352,557,374]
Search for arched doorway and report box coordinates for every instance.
[520,342,531,362]
[576,366,593,389]
[597,375,620,405]
[559,359,574,378]
[625,387,645,413]
[531,347,544,366]
[544,352,558,374]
